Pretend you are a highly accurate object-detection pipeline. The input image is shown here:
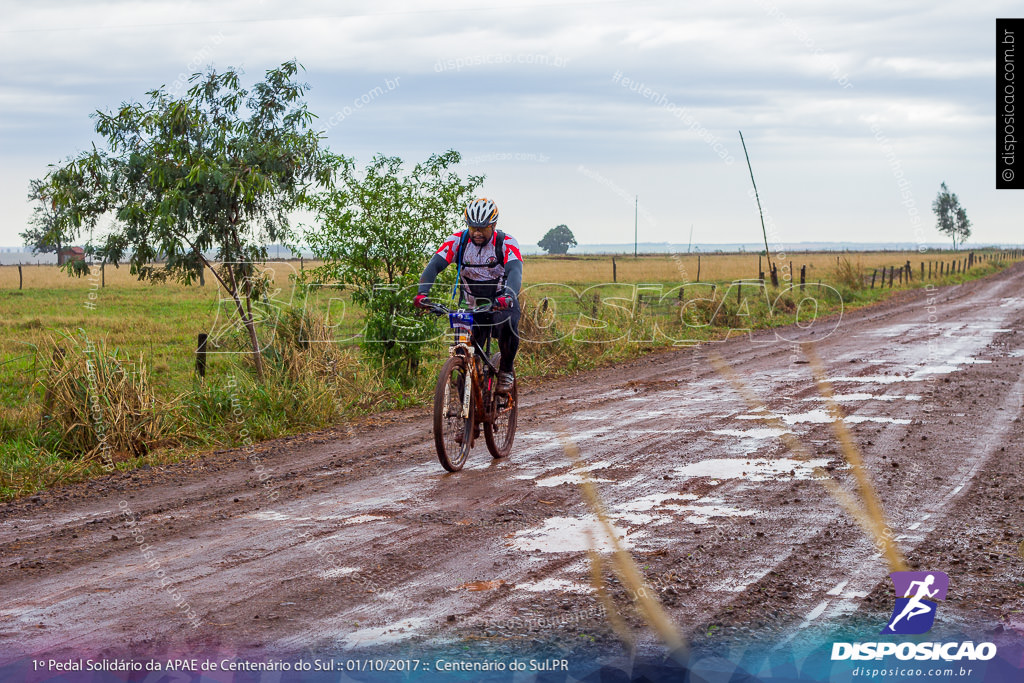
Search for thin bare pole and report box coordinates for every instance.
[739,130,773,275]
[634,195,638,258]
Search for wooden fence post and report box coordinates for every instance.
[696,254,701,282]
[612,256,617,283]
[801,265,806,290]
[920,262,924,280]
[870,269,877,289]
[101,262,105,288]
[18,265,23,290]
[196,333,208,378]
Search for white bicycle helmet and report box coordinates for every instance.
[464,197,498,228]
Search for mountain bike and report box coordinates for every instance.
[422,299,519,472]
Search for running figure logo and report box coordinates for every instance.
[881,571,949,635]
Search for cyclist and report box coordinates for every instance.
[414,197,523,395]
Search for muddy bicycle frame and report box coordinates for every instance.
[423,297,518,471]
[425,300,503,424]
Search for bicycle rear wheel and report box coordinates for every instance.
[433,355,474,472]
[484,353,518,459]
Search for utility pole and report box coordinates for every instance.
[739,130,774,278]
[634,195,638,258]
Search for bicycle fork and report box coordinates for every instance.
[462,366,472,419]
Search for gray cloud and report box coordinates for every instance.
[0,0,1019,247]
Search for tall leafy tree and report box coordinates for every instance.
[304,151,483,379]
[538,224,576,255]
[39,60,336,378]
[931,182,972,250]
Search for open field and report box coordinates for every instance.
[1,250,1002,413]
[0,249,1009,386]
[0,259,308,290]
[2,261,1022,671]
[525,250,957,284]
[1,251,1020,500]
[0,249,1008,290]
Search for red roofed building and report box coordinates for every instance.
[57,246,85,266]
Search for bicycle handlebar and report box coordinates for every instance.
[421,299,495,316]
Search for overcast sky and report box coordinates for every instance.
[1,0,1019,250]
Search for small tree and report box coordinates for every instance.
[304,150,483,380]
[21,179,64,255]
[39,60,336,379]
[932,182,972,250]
[538,224,576,255]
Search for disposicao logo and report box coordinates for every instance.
[831,570,997,663]
[881,571,948,635]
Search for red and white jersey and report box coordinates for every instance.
[435,229,522,282]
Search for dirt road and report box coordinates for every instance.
[2,265,1023,663]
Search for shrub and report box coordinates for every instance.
[831,257,866,291]
[39,331,177,462]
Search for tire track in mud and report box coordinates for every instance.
[1,264,1023,659]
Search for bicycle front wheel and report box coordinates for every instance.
[433,355,474,472]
